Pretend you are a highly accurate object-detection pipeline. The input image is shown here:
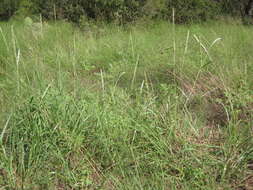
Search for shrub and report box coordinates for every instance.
[73,0,147,23]
[142,0,167,19]
[25,0,147,23]
[165,0,221,23]
[0,0,19,20]
[2,0,251,24]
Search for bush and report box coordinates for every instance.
[70,0,147,23]
[2,0,249,24]
[165,0,221,23]
[142,0,167,19]
[0,0,19,20]
[23,0,147,23]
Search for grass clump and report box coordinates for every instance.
[0,20,252,189]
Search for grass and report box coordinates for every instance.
[0,19,252,189]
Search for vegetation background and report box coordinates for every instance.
[0,0,253,190]
[0,0,253,24]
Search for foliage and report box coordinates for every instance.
[166,0,220,23]
[0,0,19,20]
[142,0,167,19]
[19,0,147,23]
[1,0,253,23]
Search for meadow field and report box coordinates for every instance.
[0,20,252,189]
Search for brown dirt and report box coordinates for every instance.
[177,71,252,127]
[179,72,229,126]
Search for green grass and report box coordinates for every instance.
[0,19,252,189]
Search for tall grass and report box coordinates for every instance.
[0,19,252,189]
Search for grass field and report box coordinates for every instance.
[0,19,252,189]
